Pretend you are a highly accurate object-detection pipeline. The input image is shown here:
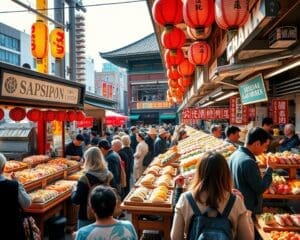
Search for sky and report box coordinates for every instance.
[0,0,155,70]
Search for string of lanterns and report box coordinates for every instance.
[0,107,86,122]
[152,0,250,105]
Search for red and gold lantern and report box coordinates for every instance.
[9,107,26,121]
[50,28,65,59]
[168,79,180,88]
[0,109,4,121]
[152,0,183,27]
[31,20,48,59]
[161,26,186,50]
[165,49,184,67]
[27,109,42,122]
[76,111,86,121]
[56,111,67,121]
[187,26,212,40]
[183,0,214,32]
[188,41,211,66]
[45,110,56,122]
[167,68,181,80]
[67,111,77,121]
[178,58,195,76]
[215,0,249,30]
[178,77,192,88]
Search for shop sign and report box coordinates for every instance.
[136,101,170,109]
[230,96,249,125]
[227,0,269,61]
[182,107,229,120]
[272,99,288,124]
[76,117,94,128]
[1,71,80,105]
[102,82,107,97]
[239,74,268,105]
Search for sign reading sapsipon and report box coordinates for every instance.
[239,74,268,105]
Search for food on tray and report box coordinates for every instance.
[156,174,172,188]
[290,214,300,227]
[67,169,85,180]
[256,151,300,165]
[29,189,58,203]
[149,185,168,203]
[140,174,155,188]
[48,158,78,167]
[274,214,297,227]
[145,165,161,175]
[23,155,49,165]
[4,160,27,172]
[265,174,300,195]
[161,165,176,176]
[270,231,300,240]
[158,146,180,166]
[260,213,276,225]
[129,187,149,202]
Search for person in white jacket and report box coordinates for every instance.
[134,131,149,181]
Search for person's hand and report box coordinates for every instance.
[174,175,185,188]
[232,188,244,200]
[10,172,19,181]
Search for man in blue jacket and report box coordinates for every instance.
[229,127,276,215]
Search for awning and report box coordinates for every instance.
[105,110,128,126]
[129,114,140,120]
[159,113,177,120]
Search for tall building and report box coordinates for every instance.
[100,33,177,125]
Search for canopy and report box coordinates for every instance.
[159,113,177,120]
[105,110,128,126]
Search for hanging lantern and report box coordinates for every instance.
[167,68,181,80]
[188,41,211,66]
[0,109,4,121]
[50,28,65,59]
[152,0,183,27]
[178,76,192,88]
[178,58,195,76]
[183,0,214,32]
[9,107,26,121]
[165,48,185,67]
[175,96,183,104]
[215,0,249,30]
[76,111,86,121]
[67,111,77,121]
[167,89,173,98]
[187,26,212,40]
[31,20,48,59]
[45,110,56,122]
[56,111,67,121]
[161,26,186,50]
[168,79,180,88]
[27,109,42,122]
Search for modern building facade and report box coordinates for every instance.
[100,33,177,125]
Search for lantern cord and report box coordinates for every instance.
[1,0,146,15]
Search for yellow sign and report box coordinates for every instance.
[136,101,171,109]
[52,121,62,135]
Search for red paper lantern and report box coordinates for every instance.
[165,49,185,67]
[0,109,4,120]
[67,111,77,121]
[50,28,65,59]
[167,89,173,98]
[27,109,42,122]
[178,77,192,88]
[152,0,183,27]
[45,110,56,122]
[168,79,180,88]
[31,20,48,59]
[188,41,211,66]
[161,26,186,50]
[178,58,195,76]
[187,26,212,40]
[215,0,249,30]
[76,111,86,121]
[167,68,181,80]
[183,0,214,31]
[9,107,26,121]
[56,111,67,121]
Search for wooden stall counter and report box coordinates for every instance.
[121,203,173,240]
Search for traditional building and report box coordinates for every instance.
[100,33,177,125]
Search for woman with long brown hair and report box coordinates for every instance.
[171,152,254,240]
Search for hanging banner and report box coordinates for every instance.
[102,82,107,97]
[230,96,249,125]
[272,99,288,124]
[76,117,94,128]
[182,107,228,120]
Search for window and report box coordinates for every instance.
[0,33,20,51]
[131,84,168,102]
[0,49,20,65]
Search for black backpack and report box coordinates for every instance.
[186,192,236,240]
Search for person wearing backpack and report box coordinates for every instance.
[171,152,254,240]
[71,147,113,229]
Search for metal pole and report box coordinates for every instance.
[68,0,76,81]
[54,0,65,78]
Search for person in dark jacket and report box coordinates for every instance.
[98,139,122,193]
[121,135,134,195]
[71,147,113,229]
[65,134,84,161]
[229,127,276,215]
[279,123,300,152]
[144,127,157,166]
[154,127,168,157]
[0,153,32,240]
[129,126,138,153]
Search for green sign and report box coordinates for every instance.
[239,74,268,105]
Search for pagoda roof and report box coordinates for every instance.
[100,33,161,68]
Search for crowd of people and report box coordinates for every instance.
[0,118,299,239]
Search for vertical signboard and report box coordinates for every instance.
[272,99,288,124]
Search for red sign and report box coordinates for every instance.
[102,82,107,97]
[182,107,228,120]
[76,117,94,128]
[272,99,288,124]
[230,96,249,125]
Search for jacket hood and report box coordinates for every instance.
[87,169,110,182]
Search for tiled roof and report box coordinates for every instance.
[100,33,159,58]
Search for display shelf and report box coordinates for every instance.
[259,164,299,179]
[263,193,300,199]
[256,215,300,232]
